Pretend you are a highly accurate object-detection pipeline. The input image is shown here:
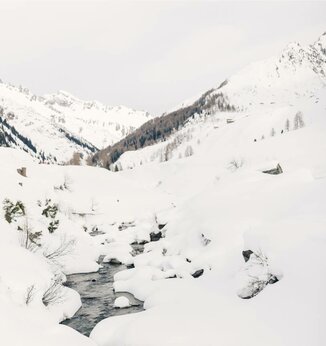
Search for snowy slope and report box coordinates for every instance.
[91,83,326,346]
[0,82,151,162]
[87,33,326,346]
[1,32,326,346]
[0,147,172,346]
[113,33,326,171]
[216,32,326,108]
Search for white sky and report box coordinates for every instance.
[0,0,325,115]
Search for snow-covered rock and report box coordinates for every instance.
[114,296,130,308]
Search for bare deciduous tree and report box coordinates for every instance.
[285,118,290,132]
[293,111,305,130]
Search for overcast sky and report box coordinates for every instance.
[0,0,325,115]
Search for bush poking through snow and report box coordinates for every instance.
[18,219,42,251]
[42,201,58,219]
[41,200,60,233]
[3,198,25,223]
[25,285,36,305]
[54,174,72,191]
[228,158,244,171]
[42,275,64,306]
[43,236,76,261]
[48,220,60,233]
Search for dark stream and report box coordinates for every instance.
[61,249,144,336]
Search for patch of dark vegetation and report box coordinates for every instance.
[58,127,98,153]
[90,91,236,168]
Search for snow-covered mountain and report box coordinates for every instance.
[0,82,151,163]
[0,32,326,346]
[100,32,326,170]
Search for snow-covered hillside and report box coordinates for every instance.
[113,33,326,171]
[1,32,326,346]
[0,147,172,346]
[0,82,151,163]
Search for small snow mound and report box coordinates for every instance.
[114,296,130,308]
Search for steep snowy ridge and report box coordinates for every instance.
[216,32,326,108]
[0,82,152,162]
[111,33,326,171]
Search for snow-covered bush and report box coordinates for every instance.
[3,198,25,223]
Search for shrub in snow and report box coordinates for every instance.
[201,233,211,246]
[48,220,60,233]
[18,220,42,250]
[114,296,130,308]
[42,201,58,219]
[3,198,25,223]
[41,200,59,233]
[293,111,305,130]
[285,118,290,131]
[228,158,244,171]
[54,174,72,191]
[42,275,64,306]
[25,285,36,305]
[43,236,76,261]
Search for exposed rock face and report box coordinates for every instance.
[150,231,162,242]
[242,250,254,262]
[17,167,27,177]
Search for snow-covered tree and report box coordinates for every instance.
[184,145,194,157]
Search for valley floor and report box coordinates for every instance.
[0,90,326,346]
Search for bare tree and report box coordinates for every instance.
[184,145,194,157]
[68,152,81,165]
[285,118,290,132]
[293,111,305,130]
[270,128,276,137]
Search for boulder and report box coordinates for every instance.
[192,269,204,278]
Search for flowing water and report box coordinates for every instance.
[61,252,143,336]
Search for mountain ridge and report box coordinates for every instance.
[90,32,326,170]
[0,81,152,163]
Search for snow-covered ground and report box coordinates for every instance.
[1,32,326,346]
[0,148,172,346]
